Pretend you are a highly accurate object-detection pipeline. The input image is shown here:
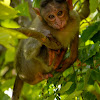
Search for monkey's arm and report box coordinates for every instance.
[57,33,79,72]
[48,49,67,67]
[15,28,62,50]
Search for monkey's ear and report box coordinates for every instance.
[33,8,40,15]
[66,0,73,10]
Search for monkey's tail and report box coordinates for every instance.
[12,75,24,100]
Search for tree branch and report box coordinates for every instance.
[15,28,62,50]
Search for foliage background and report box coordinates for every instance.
[0,0,100,100]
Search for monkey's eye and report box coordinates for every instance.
[57,11,63,16]
[48,15,55,19]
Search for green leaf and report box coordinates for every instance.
[65,91,82,100]
[0,31,18,49]
[47,95,55,100]
[82,91,96,100]
[94,52,100,66]
[59,82,73,94]
[76,82,84,91]
[0,1,18,20]
[22,82,43,100]
[1,78,14,91]
[15,2,31,19]
[0,27,27,39]
[94,81,100,94]
[88,76,95,85]
[3,0,10,6]
[63,67,73,77]
[0,91,10,100]
[91,70,100,81]
[84,69,91,88]
[1,19,20,28]
[66,83,76,94]
[32,0,41,8]
[68,72,76,82]
[79,42,100,62]
[89,0,98,13]
[5,48,15,63]
[0,27,27,49]
[91,31,100,43]
[81,21,100,42]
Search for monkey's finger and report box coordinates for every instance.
[56,67,66,72]
[44,74,53,79]
[48,49,55,66]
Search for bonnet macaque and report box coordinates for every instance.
[12,0,80,100]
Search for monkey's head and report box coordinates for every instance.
[34,0,70,30]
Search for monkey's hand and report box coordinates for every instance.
[48,49,64,67]
[41,73,53,79]
[56,58,74,72]
[46,34,61,46]
[48,49,56,66]
[56,33,78,72]
[48,48,67,71]
[53,49,67,70]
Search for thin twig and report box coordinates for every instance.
[73,0,80,8]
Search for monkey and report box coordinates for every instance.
[12,0,81,100]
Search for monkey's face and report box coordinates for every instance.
[41,2,69,30]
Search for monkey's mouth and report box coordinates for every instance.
[57,25,65,30]
[56,22,66,30]
[59,27,64,30]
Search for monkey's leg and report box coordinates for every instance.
[38,72,53,80]
[57,33,79,72]
[32,72,53,84]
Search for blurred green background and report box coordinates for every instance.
[0,0,100,100]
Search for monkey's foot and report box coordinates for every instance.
[44,73,53,79]
[38,73,53,80]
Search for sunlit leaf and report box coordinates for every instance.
[15,2,31,19]
[66,91,82,100]
[66,83,76,94]
[0,27,27,39]
[94,81,100,94]
[81,21,100,42]
[1,19,20,28]
[63,67,73,77]
[3,0,10,6]
[32,0,41,8]
[76,82,84,91]
[5,48,15,63]
[0,91,10,100]
[89,0,98,13]
[82,91,96,100]
[79,42,100,62]
[84,69,91,88]
[0,1,18,20]
[59,82,73,94]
